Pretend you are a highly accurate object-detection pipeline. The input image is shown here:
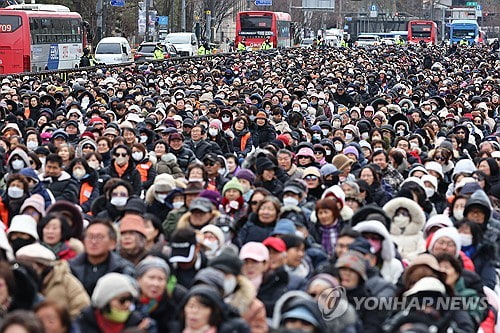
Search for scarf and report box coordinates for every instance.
[139,295,162,314]
[221,196,245,215]
[114,162,129,177]
[320,222,340,255]
[94,309,125,333]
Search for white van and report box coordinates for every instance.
[94,37,133,65]
[165,32,198,57]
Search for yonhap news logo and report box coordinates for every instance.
[317,287,489,321]
[317,286,349,320]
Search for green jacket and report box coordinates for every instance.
[162,206,187,240]
[261,41,272,50]
[237,42,246,51]
[454,277,486,326]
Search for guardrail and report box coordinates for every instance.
[0,52,236,80]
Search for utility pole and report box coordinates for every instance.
[181,0,186,31]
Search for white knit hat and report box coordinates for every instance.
[428,227,461,257]
[91,273,138,309]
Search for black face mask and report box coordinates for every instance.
[11,238,35,254]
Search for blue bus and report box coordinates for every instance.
[450,20,479,45]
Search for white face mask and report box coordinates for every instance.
[459,233,473,247]
[453,209,464,221]
[26,141,38,150]
[361,132,369,140]
[89,161,100,170]
[223,275,237,296]
[334,143,343,152]
[189,177,204,183]
[203,239,219,252]
[132,152,144,161]
[11,159,25,171]
[312,134,321,141]
[8,186,24,199]
[115,156,127,165]
[321,129,329,136]
[155,193,167,202]
[208,128,219,137]
[140,135,148,143]
[110,196,128,207]
[393,215,410,226]
[73,168,86,180]
[318,100,325,106]
[325,149,332,156]
[172,201,184,209]
[301,103,308,110]
[345,133,353,140]
[293,107,300,112]
[425,187,435,198]
[283,197,299,206]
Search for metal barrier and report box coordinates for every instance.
[0,52,236,80]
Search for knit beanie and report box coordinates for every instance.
[235,168,256,185]
[136,256,170,277]
[222,177,244,195]
[427,227,461,257]
[91,273,138,309]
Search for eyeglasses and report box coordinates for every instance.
[314,150,324,155]
[456,131,466,134]
[114,153,128,157]
[304,175,319,181]
[117,295,134,304]
[473,176,485,181]
[204,161,215,167]
[85,234,107,242]
[434,156,445,161]
[298,156,310,160]
[250,201,261,206]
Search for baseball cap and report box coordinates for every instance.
[239,242,269,262]
[170,228,197,263]
[263,237,286,252]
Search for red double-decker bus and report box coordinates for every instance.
[407,20,438,44]
[0,4,87,74]
[235,11,291,50]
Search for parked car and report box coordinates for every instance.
[134,42,178,62]
[300,38,315,48]
[355,34,381,47]
[165,32,198,57]
[94,37,133,65]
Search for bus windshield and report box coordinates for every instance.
[96,43,121,54]
[452,29,476,38]
[411,25,432,38]
[0,15,22,32]
[240,15,272,31]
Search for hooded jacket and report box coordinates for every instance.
[103,160,142,196]
[383,197,426,261]
[353,220,404,284]
[227,275,268,333]
[155,153,184,179]
[19,167,53,208]
[42,260,90,319]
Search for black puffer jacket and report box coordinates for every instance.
[103,161,142,196]
[251,123,276,148]
[41,171,79,202]
[169,146,197,172]
[185,139,216,160]
[232,128,253,158]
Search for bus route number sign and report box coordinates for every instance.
[0,24,12,32]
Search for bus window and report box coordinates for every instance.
[240,15,272,31]
[0,14,22,32]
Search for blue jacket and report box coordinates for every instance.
[19,167,53,208]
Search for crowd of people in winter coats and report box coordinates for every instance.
[0,40,499,333]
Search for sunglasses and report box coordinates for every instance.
[304,175,319,180]
[204,161,215,166]
[434,156,445,161]
[114,153,128,157]
[117,295,134,304]
[83,145,94,149]
[298,156,311,159]
[456,131,466,134]
[250,201,261,206]
[314,150,324,155]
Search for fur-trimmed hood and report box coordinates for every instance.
[383,197,426,236]
[353,220,396,261]
[227,275,256,315]
[176,210,222,230]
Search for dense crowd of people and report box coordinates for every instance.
[0,41,498,333]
